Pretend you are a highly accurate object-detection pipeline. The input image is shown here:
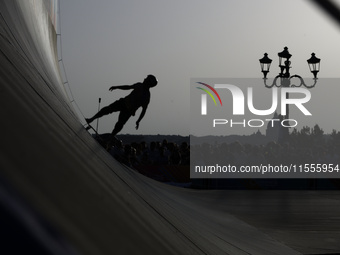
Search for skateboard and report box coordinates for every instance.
[84,122,106,147]
[84,122,120,151]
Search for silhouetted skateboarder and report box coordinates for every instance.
[85,75,158,148]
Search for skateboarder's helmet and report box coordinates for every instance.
[145,74,158,87]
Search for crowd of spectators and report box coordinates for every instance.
[99,125,340,186]
[105,127,340,170]
[108,139,190,169]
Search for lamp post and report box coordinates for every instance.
[259,46,320,88]
[259,46,321,141]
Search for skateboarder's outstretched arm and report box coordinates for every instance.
[135,104,148,130]
[109,84,136,91]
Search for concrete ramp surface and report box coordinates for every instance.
[1,1,340,254]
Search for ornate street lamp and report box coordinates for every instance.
[307,53,321,79]
[259,46,320,88]
[260,53,272,79]
[259,47,320,142]
[278,46,292,77]
[259,53,272,79]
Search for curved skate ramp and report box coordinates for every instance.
[1,1,340,254]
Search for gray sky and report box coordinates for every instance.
[59,0,340,136]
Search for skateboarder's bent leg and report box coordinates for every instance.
[106,110,131,149]
[111,110,131,137]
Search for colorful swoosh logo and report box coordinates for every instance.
[196,82,222,106]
